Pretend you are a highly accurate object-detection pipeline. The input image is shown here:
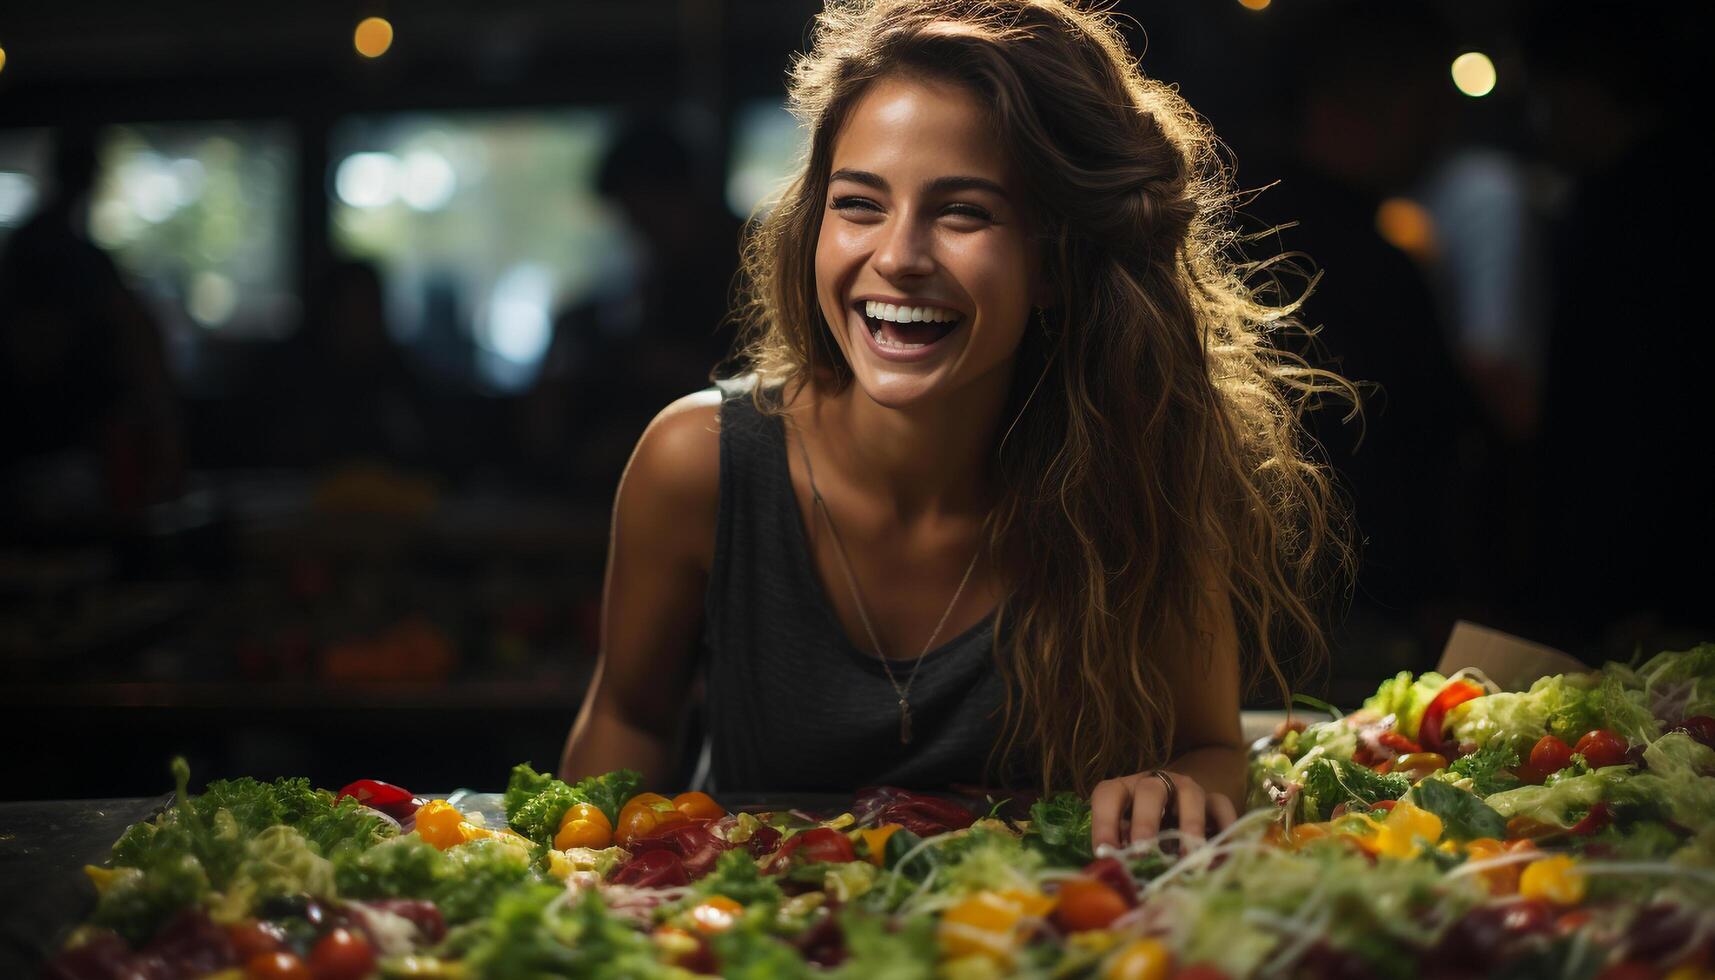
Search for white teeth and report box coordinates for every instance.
[862,300,962,324]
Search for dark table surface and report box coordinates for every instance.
[1,795,172,978]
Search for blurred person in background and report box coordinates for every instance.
[0,127,183,531]
[521,114,744,503]
[259,259,432,468]
[1260,5,1489,669]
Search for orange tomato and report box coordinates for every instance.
[555,802,614,850]
[687,896,745,934]
[615,793,687,846]
[672,791,725,822]
[1054,877,1129,932]
[1103,938,1173,980]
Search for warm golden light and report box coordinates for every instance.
[1238,0,1272,10]
[0,46,8,75]
[1375,197,1438,262]
[1451,52,1497,98]
[354,17,394,59]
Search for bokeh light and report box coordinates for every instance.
[1375,197,1438,262]
[354,17,394,59]
[335,152,400,208]
[1451,51,1497,98]
[0,46,8,75]
[1238,0,1271,11]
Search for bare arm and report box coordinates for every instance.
[558,391,721,787]
[1091,563,1246,848]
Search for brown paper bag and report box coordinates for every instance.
[1435,620,1591,692]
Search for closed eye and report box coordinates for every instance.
[830,196,993,222]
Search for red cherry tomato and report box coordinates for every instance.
[1674,716,1715,749]
[1417,680,1485,753]
[227,920,287,961]
[764,827,857,871]
[792,827,858,863]
[1574,729,1628,769]
[307,928,375,980]
[1173,967,1233,980]
[246,951,312,980]
[1529,735,1575,775]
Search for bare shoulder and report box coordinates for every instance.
[619,388,724,571]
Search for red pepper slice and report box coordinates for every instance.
[1378,732,1423,756]
[1569,802,1611,837]
[1417,680,1485,754]
[335,780,422,822]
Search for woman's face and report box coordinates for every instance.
[815,73,1042,410]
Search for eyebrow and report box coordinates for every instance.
[829,168,1010,200]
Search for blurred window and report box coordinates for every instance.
[89,122,299,342]
[0,128,51,238]
[329,110,629,393]
[725,99,805,221]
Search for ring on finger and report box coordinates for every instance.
[1148,769,1177,814]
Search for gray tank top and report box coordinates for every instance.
[699,375,1013,792]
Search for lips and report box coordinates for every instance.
[851,304,964,363]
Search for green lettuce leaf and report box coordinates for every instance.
[1636,643,1715,722]
[1363,670,1448,741]
[1445,673,1600,753]
[692,849,784,906]
[828,910,935,980]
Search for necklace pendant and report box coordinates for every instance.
[898,698,913,744]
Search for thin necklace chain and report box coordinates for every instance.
[790,421,984,744]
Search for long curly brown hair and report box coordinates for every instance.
[722,0,1359,793]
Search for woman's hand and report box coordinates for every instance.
[1090,769,1238,850]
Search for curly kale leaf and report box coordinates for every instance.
[1025,792,1093,865]
[1301,758,1410,822]
[1448,740,1521,796]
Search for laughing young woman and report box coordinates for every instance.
[561,0,1355,850]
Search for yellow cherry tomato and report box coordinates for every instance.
[1103,938,1174,980]
[687,896,744,934]
[938,890,1055,962]
[615,793,687,847]
[414,800,466,850]
[1519,855,1587,906]
[858,824,901,867]
[672,791,725,822]
[554,803,614,850]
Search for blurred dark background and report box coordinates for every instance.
[0,0,1708,799]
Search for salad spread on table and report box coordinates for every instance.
[42,643,1715,980]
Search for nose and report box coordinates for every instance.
[872,210,936,280]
